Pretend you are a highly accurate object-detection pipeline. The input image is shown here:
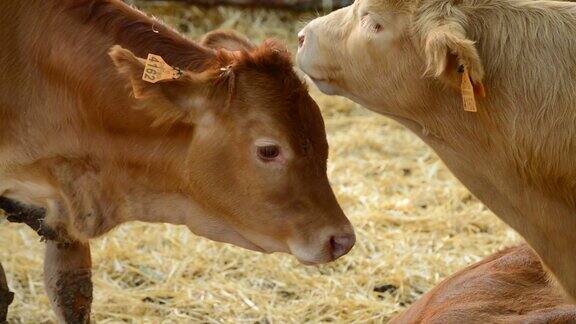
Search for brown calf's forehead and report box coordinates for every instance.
[285,88,328,160]
[232,46,329,159]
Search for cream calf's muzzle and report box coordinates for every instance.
[296,24,343,96]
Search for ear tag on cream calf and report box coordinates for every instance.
[142,54,183,83]
[460,66,477,112]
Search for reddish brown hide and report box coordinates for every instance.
[392,245,576,324]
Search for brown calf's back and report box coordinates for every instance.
[392,244,576,324]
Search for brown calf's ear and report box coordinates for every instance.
[109,45,224,126]
[201,30,256,52]
[424,22,485,97]
[109,45,160,99]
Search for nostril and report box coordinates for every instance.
[298,32,305,48]
[329,234,355,260]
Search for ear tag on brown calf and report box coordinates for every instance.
[460,66,477,112]
[142,54,183,83]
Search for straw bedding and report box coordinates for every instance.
[0,2,522,323]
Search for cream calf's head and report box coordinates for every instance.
[109,32,355,265]
[296,0,485,114]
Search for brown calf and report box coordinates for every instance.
[392,244,576,324]
[0,0,354,321]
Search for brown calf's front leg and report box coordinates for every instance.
[0,263,14,324]
[44,241,92,324]
[0,196,92,323]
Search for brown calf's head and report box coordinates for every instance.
[109,31,354,265]
[296,0,485,114]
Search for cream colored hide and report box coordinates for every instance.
[297,0,576,300]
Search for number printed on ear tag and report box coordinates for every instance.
[461,67,477,112]
[142,54,183,83]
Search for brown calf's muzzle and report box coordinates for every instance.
[279,178,355,264]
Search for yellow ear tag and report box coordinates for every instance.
[461,67,477,112]
[142,54,183,83]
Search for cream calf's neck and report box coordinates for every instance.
[341,75,576,302]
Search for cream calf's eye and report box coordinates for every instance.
[361,15,383,33]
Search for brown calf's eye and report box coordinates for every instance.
[257,145,280,161]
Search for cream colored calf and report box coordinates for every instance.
[297,0,576,300]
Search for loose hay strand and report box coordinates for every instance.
[0,2,521,323]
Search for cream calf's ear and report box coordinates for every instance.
[108,45,223,126]
[424,22,485,97]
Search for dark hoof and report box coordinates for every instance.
[0,289,14,324]
[0,289,13,323]
[1,262,14,323]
